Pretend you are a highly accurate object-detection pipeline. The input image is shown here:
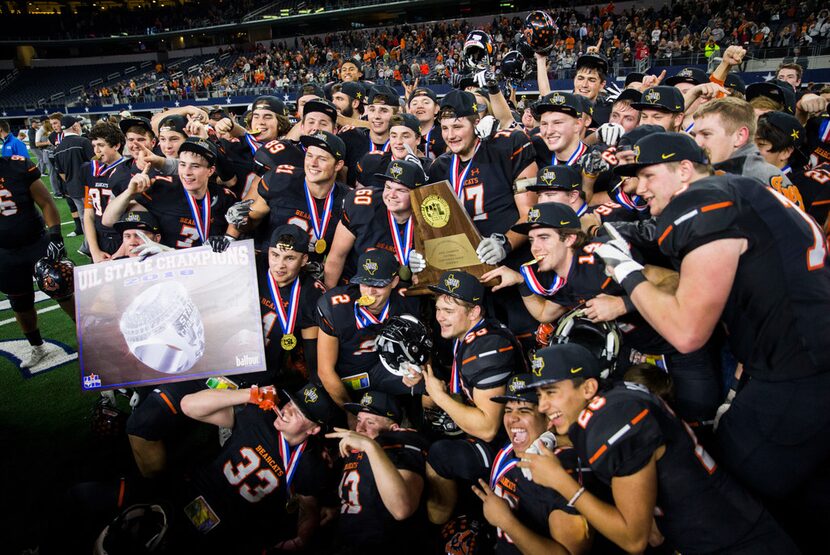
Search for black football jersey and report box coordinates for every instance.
[135,179,236,248]
[256,255,326,381]
[341,127,389,188]
[569,382,766,553]
[316,284,421,380]
[657,174,830,380]
[790,163,830,232]
[127,159,167,180]
[257,165,348,261]
[252,138,305,177]
[217,136,256,197]
[82,158,131,237]
[421,125,447,160]
[0,155,45,248]
[336,429,430,550]
[453,318,525,404]
[428,130,535,237]
[530,135,589,169]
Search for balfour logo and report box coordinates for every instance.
[645,89,661,104]
[444,273,461,292]
[363,259,378,275]
[304,387,319,404]
[531,354,545,376]
[361,393,373,406]
[679,68,693,77]
[540,168,556,185]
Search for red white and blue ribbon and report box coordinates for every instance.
[303,180,334,244]
[820,120,830,144]
[183,189,211,243]
[278,432,307,493]
[387,212,414,266]
[490,443,519,488]
[353,299,391,329]
[575,202,588,217]
[92,156,126,178]
[450,318,485,397]
[369,138,391,152]
[268,272,301,339]
[450,140,481,198]
[612,182,648,212]
[554,141,587,166]
[520,264,567,296]
[245,133,262,156]
[424,128,433,159]
[684,121,695,133]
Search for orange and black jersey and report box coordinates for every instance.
[355,150,432,191]
[453,318,525,400]
[420,125,447,160]
[81,158,131,236]
[127,159,166,180]
[0,155,45,248]
[341,127,389,188]
[336,429,430,551]
[569,382,766,554]
[134,179,236,249]
[315,284,421,379]
[216,136,257,197]
[252,138,305,177]
[256,255,326,381]
[656,174,830,380]
[789,163,830,233]
[257,165,348,260]
[428,129,535,237]
[530,134,589,170]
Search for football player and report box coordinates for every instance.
[152,113,189,159]
[118,116,159,177]
[353,113,429,191]
[525,165,588,217]
[631,86,686,132]
[407,86,446,160]
[109,210,162,259]
[340,85,400,187]
[331,81,366,119]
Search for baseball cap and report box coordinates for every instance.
[614,132,709,177]
[119,116,154,136]
[724,73,746,96]
[512,202,580,234]
[390,113,421,135]
[302,98,338,124]
[283,382,339,427]
[269,223,310,253]
[355,152,388,188]
[300,131,346,161]
[428,270,484,304]
[113,211,161,234]
[615,88,643,104]
[624,72,646,87]
[208,108,229,120]
[616,124,666,152]
[522,344,602,389]
[758,111,808,165]
[350,249,400,287]
[527,165,582,193]
[251,95,289,116]
[578,95,595,118]
[439,90,479,118]
[298,83,326,99]
[178,136,218,165]
[343,391,403,423]
[368,85,400,106]
[575,53,609,76]
[665,67,708,87]
[375,159,427,189]
[492,373,539,404]
[408,87,439,105]
[631,86,685,113]
[339,81,366,102]
[158,114,187,136]
[60,115,81,128]
[533,91,582,119]
[746,79,796,114]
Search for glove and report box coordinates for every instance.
[423,407,463,437]
[409,250,427,274]
[208,234,235,253]
[594,223,645,292]
[248,385,277,411]
[535,322,556,347]
[475,115,498,139]
[580,147,610,177]
[476,233,510,265]
[596,122,625,147]
[225,199,254,227]
[521,431,557,480]
[603,82,624,101]
[303,260,324,281]
[131,231,173,261]
[473,69,500,94]
[403,143,424,171]
[46,226,66,261]
[713,388,737,432]
[450,72,465,89]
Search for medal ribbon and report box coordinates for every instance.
[520,264,567,296]
[782,165,792,175]
[575,202,588,217]
[612,181,648,211]
[245,133,262,156]
[267,273,301,338]
[303,180,334,243]
[369,138,391,153]
[450,140,481,198]
[94,156,126,177]
[387,211,414,266]
[278,432,307,493]
[684,121,695,133]
[183,189,211,243]
[553,141,587,166]
[424,128,432,158]
[450,318,485,396]
[353,299,391,330]
[489,443,519,488]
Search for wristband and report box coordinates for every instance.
[622,296,635,313]
[487,83,501,95]
[48,225,62,241]
[621,271,647,295]
[567,486,586,507]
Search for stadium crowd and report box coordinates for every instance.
[3,4,830,555]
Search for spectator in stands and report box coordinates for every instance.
[0,120,29,158]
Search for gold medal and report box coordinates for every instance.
[522,254,546,267]
[281,333,297,350]
[399,265,412,281]
[357,294,376,306]
[285,494,299,514]
[314,238,327,254]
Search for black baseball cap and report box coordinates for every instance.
[158,114,187,136]
[632,86,685,113]
[527,165,582,193]
[351,249,400,287]
[492,373,539,404]
[614,132,709,177]
[624,72,646,87]
[616,124,666,152]
[724,73,746,95]
[251,95,289,116]
[368,85,400,106]
[439,90,479,118]
[283,382,339,427]
[113,211,161,234]
[356,152,387,188]
[615,87,643,104]
[339,81,366,102]
[208,108,229,120]
[298,83,326,99]
[344,391,403,423]
[302,98,338,124]
[119,116,154,137]
[522,344,602,389]
[759,111,806,148]
[375,159,427,189]
[390,113,421,135]
[533,91,582,119]
[428,270,484,305]
[746,79,796,114]
[269,223,310,253]
[178,136,218,165]
[665,67,708,87]
[575,53,609,76]
[60,115,81,128]
[457,75,477,91]
[408,87,439,105]
[512,202,580,234]
[578,95,595,117]
[300,131,346,161]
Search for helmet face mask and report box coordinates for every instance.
[501,50,529,83]
[377,314,433,376]
[464,30,494,71]
[545,307,621,378]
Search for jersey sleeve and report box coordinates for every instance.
[341,188,379,235]
[21,157,42,185]
[257,165,300,201]
[656,182,747,261]
[459,331,516,390]
[490,129,535,181]
[427,154,451,183]
[316,292,345,336]
[300,276,326,329]
[379,431,428,475]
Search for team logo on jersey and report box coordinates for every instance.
[421,194,450,228]
[390,162,404,180]
[360,392,374,406]
[540,168,556,186]
[528,207,541,223]
[304,386,319,404]
[508,376,527,392]
[363,258,379,275]
[443,273,461,292]
[644,89,661,104]
[531,354,545,376]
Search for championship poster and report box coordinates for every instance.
[74,240,266,391]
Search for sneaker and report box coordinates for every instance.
[67,230,79,237]
[20,344,49,369]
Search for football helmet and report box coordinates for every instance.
[463,30,494,71]
[91,396,128,440]
[550,307,621,377]
[34,256,74,300]
[500,50,529,83]
[94,504,168,555]
[377,314,433,376]
[523,10,557,54]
